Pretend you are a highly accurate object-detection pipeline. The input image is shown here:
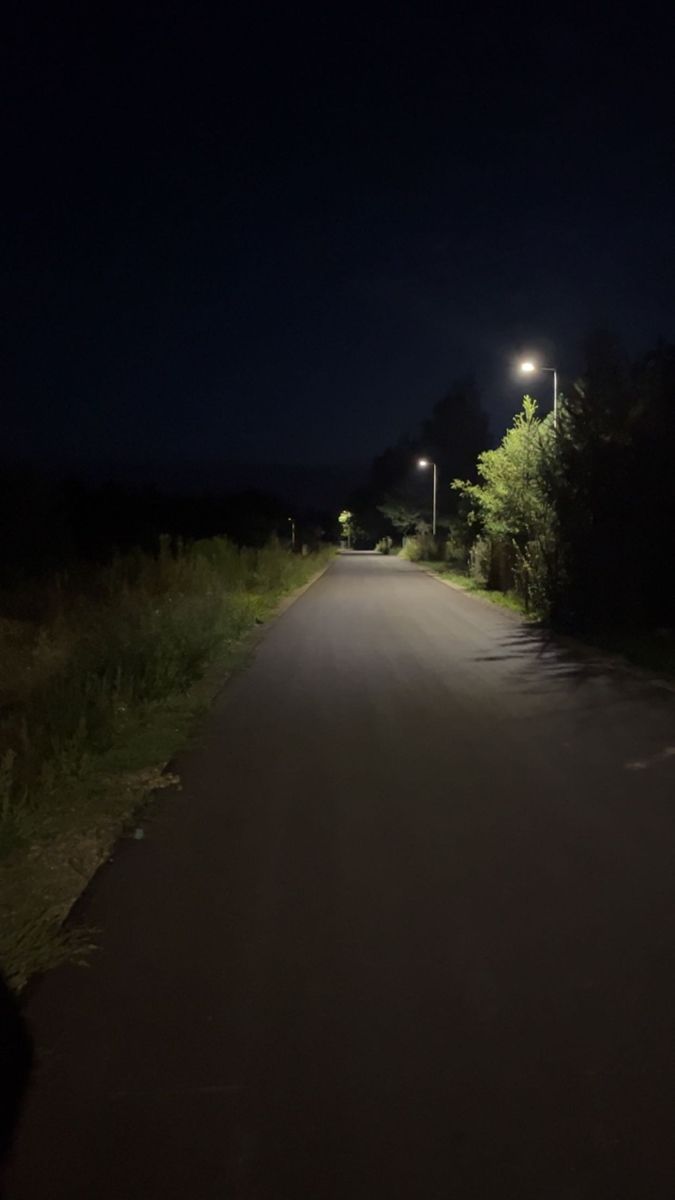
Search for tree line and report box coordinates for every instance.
[348,334,675,636]
[0,474,329,585]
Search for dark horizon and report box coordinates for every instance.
[0,454,370,514]
[6,4,674,474]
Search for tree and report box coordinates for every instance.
[376,498,423,535]
[420,378,490,513]
[338,509,355,548]
[365,381,490,532]
[454,397,557,610]
[550,335,675,630]
[370,435,420,496]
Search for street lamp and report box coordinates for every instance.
[287,516,296,549]
[520,360,558,428]
[417,458,437,536]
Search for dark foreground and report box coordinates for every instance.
[9,553,675,1197]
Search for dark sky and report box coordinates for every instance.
[6,2,675,470]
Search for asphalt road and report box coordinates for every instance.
[8,552,675,1198]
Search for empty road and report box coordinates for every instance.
[9,552,675,1198]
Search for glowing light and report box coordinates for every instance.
[418,458,430,468]
[520,360,536,373]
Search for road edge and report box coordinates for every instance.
[9,553,338,991]
[418,564,524,621]
[271,555,336,620]
[418,563,675,695]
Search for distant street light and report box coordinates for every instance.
[520,360,558,428]
[287,516,296,549]
[417,458,437,536]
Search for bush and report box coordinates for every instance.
[375,536,393,555]
[442,513,473,567]
[512,534,557,616]
[454,398,555,609]
[444,535,468,566]
[400,532,443,561]
[468,536,492,586]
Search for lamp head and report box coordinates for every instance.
[418,458,430,468]
[520,360,536,374]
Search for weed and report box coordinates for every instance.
[0,538,333,985]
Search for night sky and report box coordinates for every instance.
[6,4,675,472]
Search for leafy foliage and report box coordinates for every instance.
[400,531,443,562]
[338,510,355,546]
[351,331,675,637]
[468,535,492,587]
[377,498,423,535]
[454,398,557,610]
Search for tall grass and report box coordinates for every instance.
[0,536,332,859]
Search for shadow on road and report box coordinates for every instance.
[485,621,675,704]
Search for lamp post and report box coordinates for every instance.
[287,516,296,549]
[520,360,558,428]
[418,459,437,536]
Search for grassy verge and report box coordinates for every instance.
[416,561,528,615]
[0,539,334,988]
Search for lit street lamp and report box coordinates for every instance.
[287,516,296,549]
[418,458,437,536]
[520,360,558,428]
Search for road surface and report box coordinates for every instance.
[8,552,675,1198]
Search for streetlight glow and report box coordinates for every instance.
[416,458,437,535]
[518,359,558,428]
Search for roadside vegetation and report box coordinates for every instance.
[414,562,526,615]
[0,537,333,986]
[355,335,675,672]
